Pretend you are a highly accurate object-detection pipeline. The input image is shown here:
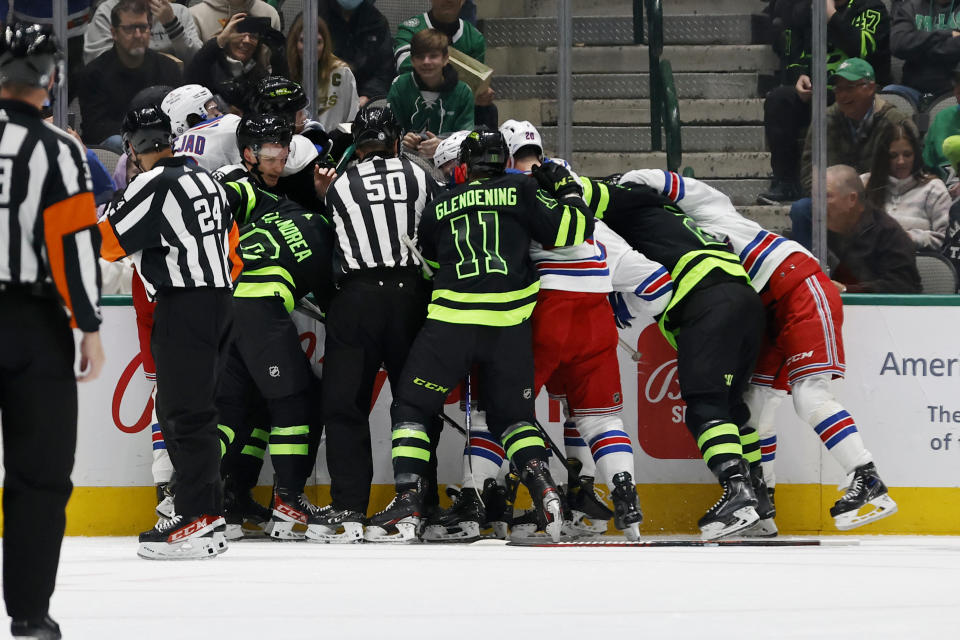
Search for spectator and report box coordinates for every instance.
[84,0,202,65]
[891,0,960,100]
[318,0,394,107]
[863,123,950,250]
[922,69,960,193]
[826,164,922,294]
[190,0,280,43]
[395,0,497,130]
[78,0,181,152]
[185,12,273,97]
[285,13,359,133]
[790,58,911,248]
[759,0,890,204]
[388,29,474,159]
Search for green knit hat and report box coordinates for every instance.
[942,135,960,170]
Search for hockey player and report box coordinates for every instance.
[161,83,222,139]
[581,177,766,539]
[617,169,898,533]
[366,130,595,543]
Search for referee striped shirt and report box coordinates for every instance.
[326,154,438,278]
[99,156,238,296]
[0,99,102,332]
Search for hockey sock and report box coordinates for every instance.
[241,427,269,462]
[563,421,596,478]
[461,412,505,490]
[498,422,548,471]
[576,415,632,488]
[151,423,173,484]
[739,426,761,470]
[744,383,787,487]
[793,376,872,474]
[269,424,311,490]
[217,423,235,458]
[693,420,743,477]
[391,421,432,478]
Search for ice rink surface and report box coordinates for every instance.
[10,535,958,639]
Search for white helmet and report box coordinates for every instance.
[433,130,470,169]
[161,84,214,137]
[499,119,543,158]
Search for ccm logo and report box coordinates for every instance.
[785,350,814,366]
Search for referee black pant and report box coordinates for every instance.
[0,292,76,620]
[153,287,233,517]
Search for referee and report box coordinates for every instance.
[0,23,104,640]
[316,104,440,533]
[99,105,238,560]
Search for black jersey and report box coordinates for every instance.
[419,173,594,326]
[212,164,286,227]
[580,177,750,345]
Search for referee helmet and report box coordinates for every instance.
[352,104,400,150]
[122,105,174,156]
[0,22,63,90]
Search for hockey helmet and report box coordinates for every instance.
[499,119,543,158]
[0,22,63,89]
[236,113,294,156]
[251,76,308,120]
[352,104,401,149]
[121,104,174,155]
[161,84,215,137]
[459,129,508,175]
[433,130,470,169]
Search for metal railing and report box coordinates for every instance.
[636,0,683,173]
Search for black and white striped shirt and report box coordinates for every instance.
[326,154,438,278]
[0,99,102,332]
[100,156,235,296]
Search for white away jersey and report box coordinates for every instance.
[596,220,673,319]
[619,169,813,292]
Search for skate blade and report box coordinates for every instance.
[363,520,419,543]
[545,499,563,543]
[700,506,760,541]
[741,518,779,538]
[422,521,481,543]
[834,494,898,531]
[622,523,641,542]
[212,532,229,554]
[305,522,364,544]
[265,520,307,540]
[486,521,509,540]
[570,510,610,534]
[137,537,219,560]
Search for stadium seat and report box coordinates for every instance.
[89,145,121,177]
[915,251,958,294]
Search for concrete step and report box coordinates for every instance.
[481,15,760,47]
[493,72,759,100]
[566,151,771,180]
[539,125,765,152]
[737,205,792,234]
[701,178,770,206]
[486,44,779,75]
[533,98,765,125]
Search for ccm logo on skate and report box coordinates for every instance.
[785,350,814,366]
[414,378,450,393]
[168,516,216,542]
[277,502,307,523]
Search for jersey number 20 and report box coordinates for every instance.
[450,210,507,279]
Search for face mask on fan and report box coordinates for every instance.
[337,0,364,9]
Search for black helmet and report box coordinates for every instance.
[251,76,307,120]
[352,104,400,149]
[0,22,63,89]
[121,105,173,155]
[459,129,508,175]
[129,84,175,112]
[236,113,293,156]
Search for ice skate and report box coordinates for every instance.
[364,477,424,543]
[698,461,759,540]
[422,485,484,542]
[611,472,643,541]
[223,484,272,540]
[155,482,175,520]
[831,462,897,530]
[742,467,778,537]
[519,458,563,542]
[264,487,318,540]
[480,478,512,539]
[568,472,614,535]
[305,504,365,543]
[137,513,227,560]
[10,614,61,640]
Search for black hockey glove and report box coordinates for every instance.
[532,161,582,199]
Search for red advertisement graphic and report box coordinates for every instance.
[112,352,154,434]
[634,324,701,459]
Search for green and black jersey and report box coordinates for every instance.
[581,177,749,346]
[213,164,284,227]
[418,173,594,326]
[235,200,336,313]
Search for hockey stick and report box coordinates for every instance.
[438,411,467,436]
[506,537,862,548]
[294,298,325,323]
[533,417,576,476]
[618,337,642,362]
[464,373,484,506]
[401,234,434,277]
[335,143,355,175]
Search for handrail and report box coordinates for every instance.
[642,0,684,173]
[660,59,683,172]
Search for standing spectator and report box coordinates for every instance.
[826,165,922,294]
[190,0,280,43]
[759,0,890,204]
[891,0,960,100]
[863,123,950,250]
[184,12,273,94]
[318,0,394,107]
[285,12,359,133]
[0,22,104,640]
[790,58,911,249]
[389,29,474,159]
[922,69,960,192]
[78,0,181,152]
[84,0,203,65]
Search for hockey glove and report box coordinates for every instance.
[608,292,634,329]
[532,161,583,199]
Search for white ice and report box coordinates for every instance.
[7,535,960,639]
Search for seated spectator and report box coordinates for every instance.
[389,29,474,159]
[862,123,950,250]
[922,69,960,194]
[84,0,202,65]
[826,164,922,294]
[78,0,182,152]
[184,13,273,96]
[938,135,960,271]
[395,0,497,130]
[318,0,394,107]
[759,0,890,204]
[190,0,280,43]
[890,0,960,100]
[790,59,911,248]
[285,13,359,133]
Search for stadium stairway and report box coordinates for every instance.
[479,0,792,231]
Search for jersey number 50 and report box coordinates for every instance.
[450,210,507,279]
